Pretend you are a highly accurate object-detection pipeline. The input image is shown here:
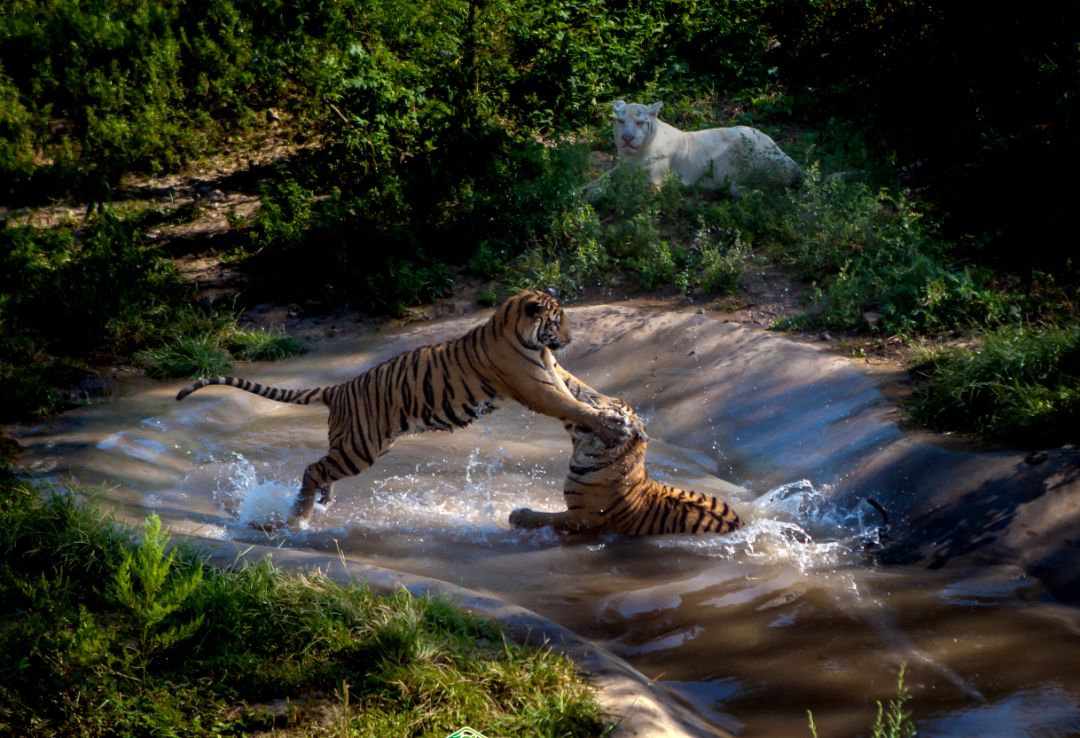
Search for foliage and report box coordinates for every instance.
[137,334,233,380]
[909,323,1080,446]
[109,514,204,672]
[0,211,308,409]
[137,317,308,379]
[502,165,755,299]
[0,211,183,353]
[0,484,609,737]
[870,664,918,738]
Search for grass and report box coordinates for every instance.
[136,326,307,379]
[137,334,233,379]
[0,480,610,737]
[225,327,308,362]
[909,323,1080,446]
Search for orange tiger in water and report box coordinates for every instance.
[510,394,742,535]
[176,290,633,528]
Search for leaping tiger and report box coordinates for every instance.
[510,394,743,536]
[176,289,635,529]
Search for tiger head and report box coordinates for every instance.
[569,399,643,461]
[612,100,662,157]
[507,289,571,351]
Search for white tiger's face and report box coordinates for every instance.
[612,100,662,156]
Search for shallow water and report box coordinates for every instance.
[13,307,1080,737]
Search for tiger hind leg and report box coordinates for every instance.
[317,481,337,507]
[509,507,585,533]
[288,451,370,524]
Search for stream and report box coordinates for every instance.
[12,304,1080,737]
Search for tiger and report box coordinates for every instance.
[509,394,742,536]
[176,289,634,529]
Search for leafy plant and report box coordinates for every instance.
[109,514,204,673]
[870,664,918,738]
[0,486,609,736]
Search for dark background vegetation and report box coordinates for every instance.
[2,0,1078,440]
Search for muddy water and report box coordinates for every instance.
[13,305,1080,737]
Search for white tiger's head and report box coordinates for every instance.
[612,100,662,157]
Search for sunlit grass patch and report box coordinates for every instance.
[0,482,610,737]
[137,334,233,379]
[225,327,307,362]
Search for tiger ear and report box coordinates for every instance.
[524,299,544,318]
[545,285,561,300]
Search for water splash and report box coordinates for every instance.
[643,479,885,572]
[211,453,298,528]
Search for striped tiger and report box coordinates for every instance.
[510,395,742,536]
[176,290,634,529]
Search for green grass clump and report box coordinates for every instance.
[137,334,233,379]
[909,323,1080,446]
[497,164,755,299]
[0,483,609,738]
[225,328,308,362]
[137,325,307,379]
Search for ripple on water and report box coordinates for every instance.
[922,685,1080,738]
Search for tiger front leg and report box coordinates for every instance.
[555,366,647,442]
[537,391,634,445]
[246,464,327,531]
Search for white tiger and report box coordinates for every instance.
[605,100,803,196]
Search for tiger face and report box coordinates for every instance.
[517,290,571,351]
[612,100,661,156]
[569,399,641,462]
